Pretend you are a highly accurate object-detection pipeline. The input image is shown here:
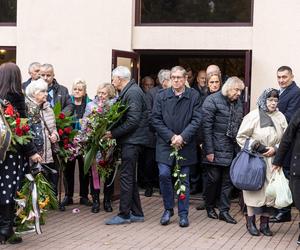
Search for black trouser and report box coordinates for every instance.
[90,170,114,201]
[64,156,89,198]
[119,144,143,219]
[138,147,158,188]
[189,164,202,193]
[205,165,233,213]
[44,162,59,197]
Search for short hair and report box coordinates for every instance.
[72,78,87,93]
[206,72,222,85]
[112,66,131,80]
[28,62,41,72]
[157,69,171,84]
[170,66,187,76]
[40,63,54,71]
[221,76,245,96]
[206,64,221,75]
[97,82,116,99]
[25,78,48,99]
[142,76,154,84]
[277,66,293,74]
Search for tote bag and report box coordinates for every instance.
[230,139,266,191]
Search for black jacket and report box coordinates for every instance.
[202,91,243,167]
[51,79,74,115]
[273,108,300,176]
[278,81,300,123]
[111,80,149,146]
[152,87,202,166]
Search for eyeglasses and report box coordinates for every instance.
[73,88,84,91]
[266,98,279,103]
[171,76,184,80]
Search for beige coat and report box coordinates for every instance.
[236,109,287,207]
[40,102,59,164]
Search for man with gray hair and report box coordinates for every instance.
[140,69,171,197]
[201,76,244,224]
[39,63,74,115]
[105,66,149,225]
[23,62,41,90]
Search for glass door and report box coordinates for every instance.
[112,50,139,82]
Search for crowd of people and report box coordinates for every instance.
[1,61,300,245]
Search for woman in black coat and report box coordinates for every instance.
[0,62,42,244]
[273,107,300,245]
[201,76,244,224]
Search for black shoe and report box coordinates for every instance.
[269,212,291,223]
[196,200,206,210]
[260,216,273,236]
[91,195,100,213]
[103,200,113,212]
[80,197,92,206]
[160,209,174,225]
[219,212,237,224]
[206,208,218,219]
[246,215,260,236]
[297,233,300,245]
[60,196,73,207]
[144,187,153,197]
[190,188,201,195]
[179,216,189,227]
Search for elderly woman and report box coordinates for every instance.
[84,83,116,213]
[0,63,42,244]
[237,88,287,236]
[60,79,91,210]
[202,76,244,224]
[25,79,59,194]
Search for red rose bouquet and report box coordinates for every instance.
[53,103,77,163]
[2,103,32,152]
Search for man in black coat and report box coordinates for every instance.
[270,65,300,223]
[39,63,74,115]
[152,66,202,227]
[105,66,149,225]
[22,62,41,90]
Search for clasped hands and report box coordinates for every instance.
[171,134,185,150]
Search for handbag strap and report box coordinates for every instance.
[40,112,52,135]
[243,139,250,150]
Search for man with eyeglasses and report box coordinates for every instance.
[152,66,202,227]
[270,66,300,223]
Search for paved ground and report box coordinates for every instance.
[1,193,300,250]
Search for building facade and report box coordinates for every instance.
[0,0,300,110]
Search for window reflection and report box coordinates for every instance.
[0,0,17,24]
[140,0,252,24]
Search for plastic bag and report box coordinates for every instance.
[266,169,293,208]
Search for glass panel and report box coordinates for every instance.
[117,57,134,76]
[0,0,17,23]
[0,48,16,65]
[140,0,252,24]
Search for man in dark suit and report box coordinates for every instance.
[270,66,300,223]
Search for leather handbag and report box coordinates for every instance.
[230,139,266,191]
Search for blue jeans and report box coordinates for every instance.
[158,162,190,217]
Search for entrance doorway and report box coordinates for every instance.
[136,50,252,113]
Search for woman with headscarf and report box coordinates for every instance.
[236,88,288,237]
